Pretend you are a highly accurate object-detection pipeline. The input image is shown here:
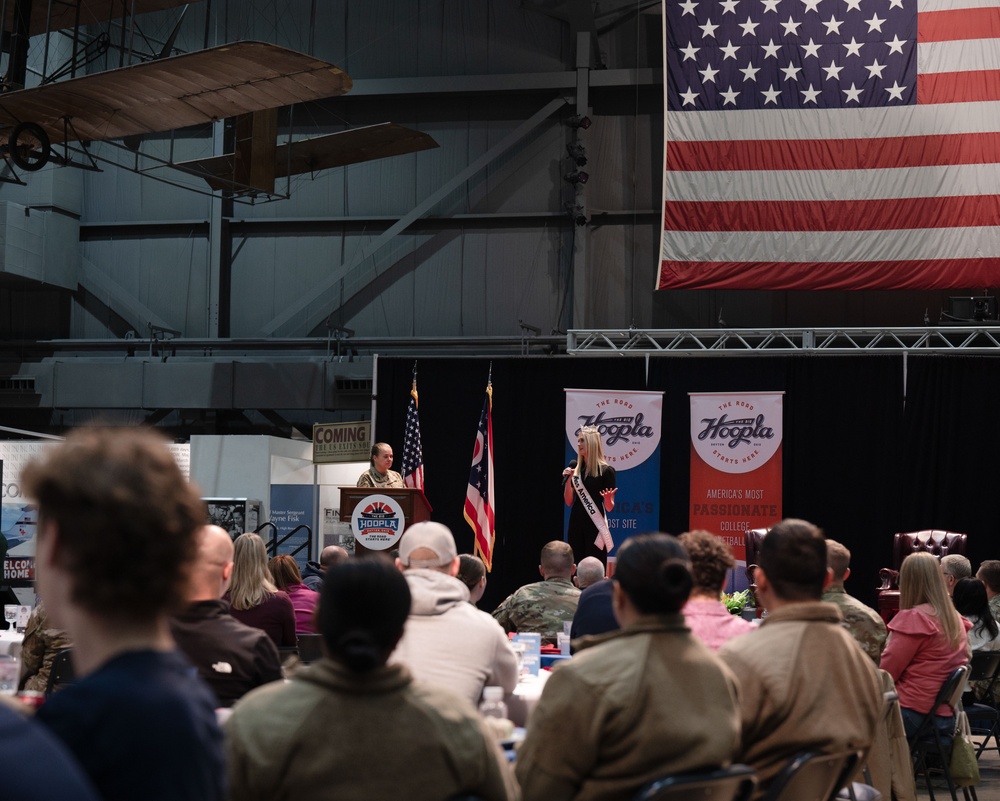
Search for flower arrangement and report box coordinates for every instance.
[722,589,751,616]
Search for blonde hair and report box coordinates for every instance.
[229,533,278,611]
[899,552,964,649]
[575,426,609,480]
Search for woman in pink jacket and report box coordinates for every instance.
[880,552,971,739]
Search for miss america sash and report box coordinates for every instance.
[571,474,614,552]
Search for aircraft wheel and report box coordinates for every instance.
[9,122,50,171]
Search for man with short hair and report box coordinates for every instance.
[25,427,225,801]
[301,545,349,592]
[822,539,887,665]
[574,556,605,590]
[492,541,581,644]
[170,525,283,707]
[390,522,518,705]
[977,560,1000,623]
[941,554,972,596]
[719,519,882,794]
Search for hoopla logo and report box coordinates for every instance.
[351,494,406,551]
[690,394,782,474]
[565,392,662,469]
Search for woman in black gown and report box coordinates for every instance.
[563,426,617,563]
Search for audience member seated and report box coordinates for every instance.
[0,699,100,801]
[493,541,581,644]
[390,522,517,705]
[301,545,349,592]
[268,554,320,634]
[170,525,283,707]
[25,427,225,801]
[569,575,618,643]
[822,538,887,665]
[516,533,740,801]
[976,559,1000,624]
[225,533,296,648]
[952,577,1000,652]
[225,558,518,801]
[940,553,972,597]
[574,556,606,590]
[880,552,971,740]
[678,529,754,651]
[17,599,72,693]
[457,552,488,605]
[719,518,882,795]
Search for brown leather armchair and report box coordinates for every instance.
[744,528,770,611]
[877,530,967,624]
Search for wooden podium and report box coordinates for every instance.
[339,487,432,557]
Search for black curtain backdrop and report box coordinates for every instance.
[375,354,994,611]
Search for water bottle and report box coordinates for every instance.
[478,686,508,720]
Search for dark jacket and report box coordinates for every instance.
[301,561,324,592]
[170,600,283,707]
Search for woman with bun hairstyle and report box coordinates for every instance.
[516,533,740,801]
[224,558,518,801]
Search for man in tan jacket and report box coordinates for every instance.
[720,519,883,794]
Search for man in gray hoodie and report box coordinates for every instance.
[389,522,518,706]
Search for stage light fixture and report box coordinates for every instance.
[566,142,587,166]
[568,115,592,130]
[564,170,589,186]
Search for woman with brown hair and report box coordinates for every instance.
[880,551,971,738]
[227,534,296,648]
[268,555,319,634]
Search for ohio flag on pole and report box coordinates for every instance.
[658,0,1000,290]
[464,379,495,572]
[401,370,424,494]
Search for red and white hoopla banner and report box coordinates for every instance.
[689,392,783,561]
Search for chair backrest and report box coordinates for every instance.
[296,633,323,664]
[635,764,757,801]
[761,751,861,801]
[891,531,967,570]
[907,665,970,745]
[744,528,771,590]
[45,647,75,695]
[967,650,1000,685]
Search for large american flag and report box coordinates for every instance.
[464,381,495,572]
[401,375,424,493]
[658,0,1000,289]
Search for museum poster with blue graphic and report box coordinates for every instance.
[269,484,316,569]
[564,389,663,565]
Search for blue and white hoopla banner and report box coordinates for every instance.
[564,389,663,559]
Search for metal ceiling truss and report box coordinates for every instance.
[566,327,1000,355]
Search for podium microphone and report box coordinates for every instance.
[562,459,578,487]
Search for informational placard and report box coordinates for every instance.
[313,421,371,464]
[689,392,784,561]
[350,493,406,551]
[564,389,663,559]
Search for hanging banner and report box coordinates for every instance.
[564,389,663,562]
[689,392,783,562]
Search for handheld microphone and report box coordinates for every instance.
[562,459,578,487]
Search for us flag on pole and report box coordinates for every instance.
[658,0,1000,290]
[401,374,424,493]
[464,380,495,572]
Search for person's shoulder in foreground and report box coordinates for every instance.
[22,426,226,801]
[0,700,101,801]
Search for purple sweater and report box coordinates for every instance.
[285,583,320,634]
[227,591,296,647]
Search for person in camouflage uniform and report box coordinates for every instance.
[492,541,580,645]
[17,599,72,693]
[977,560,1000,625]
[821,539,887,665]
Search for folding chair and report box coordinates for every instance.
[44,647,75,695]
[907,665,971,801]
[963,651,1000,759]
[634,764,757,801]
[760,750,862,801]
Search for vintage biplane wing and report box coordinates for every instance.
[0,40,352,171]
[176,119,439,194]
